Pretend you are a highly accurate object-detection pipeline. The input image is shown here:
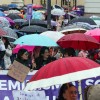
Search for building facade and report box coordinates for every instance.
[85,0,100,13]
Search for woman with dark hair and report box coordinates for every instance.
[15,49,32,69]
[35,47,56,70]
[63,48,76,57]
[2,37,12,69]
[57,83,78,100]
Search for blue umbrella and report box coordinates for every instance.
[14,34,58,47]
[8,4,18,8]
[0,11,5,17]
[32,11,44,20]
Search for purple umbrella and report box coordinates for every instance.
[4,17,15,26]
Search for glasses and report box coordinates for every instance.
[70,91,78,94]
[24,52,29,56]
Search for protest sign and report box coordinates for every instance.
[12,90,46,100]
[8,60,30,82]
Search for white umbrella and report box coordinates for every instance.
[51,9,65,16]
[40,31,65,42]
[60,28,87,34]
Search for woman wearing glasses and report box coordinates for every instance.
[57,83,78,100]
[15,49,32,69]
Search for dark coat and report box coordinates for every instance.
[35,56,56,70]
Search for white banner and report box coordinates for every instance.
[12,90,46,100]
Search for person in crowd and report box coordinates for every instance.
[56,83,78,100]
[78,50,88,58]
[0,38,5,69]
[63,48,76,57]
[15,48,35,70]
[35,47,56,70]
[84,84,100,100]
[2,37,12,70]
[94,49,100,64]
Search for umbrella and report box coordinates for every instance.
[0,5,9,11]
[19,25,48,34]
[0,11,5,16]
[21,19,47,28]
[13,19,26,26]
[90,16,100,26]
[13,44,35,54]
[8,10,21,14]
[57,33,100,50]
[24,57,100,90]
[72,22,95,30]
[84,28,100,42]
[3,27,18,39]
[60,28,86,35]
[51,9,65,16]
[33,4,43,9]
[7,14,22,20]
[4,17,15,26]
[8,4,18,8]
[59,24,93,32]
[0,17,10,27]
[32,11,45,20]
[0,27,7,36]
[68,17,96,25]
[40,31,65,42]
[14,34,58,47]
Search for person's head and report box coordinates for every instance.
[39,47,49,59]
[17,49,29,60]
[57,83,78,100]
[2,37,10,48]
[63,48,76,57]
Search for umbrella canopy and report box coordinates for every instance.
[24,57,100,90]
[72,22,95,30]
[13,19,26,26]
[21,19,47,28]
[60,28,86,35]
[40,31,65,42]
[0,11,5,16]
[60,23,93,32]
[7,14,22,20]
[13,44,35,54]
[8,10,21,14]
[90,16,100,26]
[32,4,43,9]
[84,28,100,42]
[8,4,18,8]
[57,33,100,50]
[51,9,65,16]
[0,27,7,36]
[14,34,58,47]
[4,17,15,26]
[69,17,96,25]
[3,27,18,39]
[0,5,9,11]
[32,11,45,20]
[19,25,48,34]
[0,17,10,27]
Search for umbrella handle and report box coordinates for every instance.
[78,80,82,100]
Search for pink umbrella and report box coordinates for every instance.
[85,28,100,42]
[13,45,35,53]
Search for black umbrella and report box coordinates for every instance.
[19,25,48,34]
[14,19,27,26]
[68,17,96,25]
[0,4,9,11]
[7,14,22,20]
[21,19,47,28]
